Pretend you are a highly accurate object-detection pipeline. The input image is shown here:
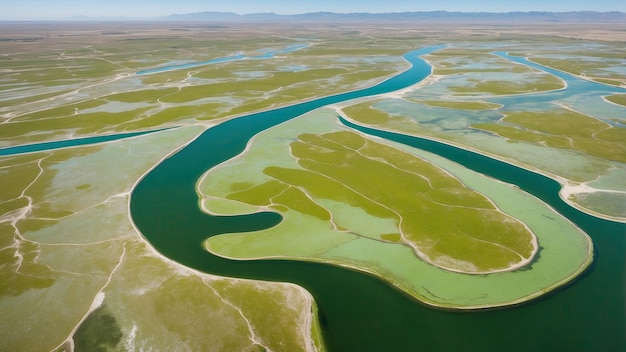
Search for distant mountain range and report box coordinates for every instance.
[162,11,626,23]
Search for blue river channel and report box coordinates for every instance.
[128,45,626,352]
[0,128,169,156]
[136,43,310,75]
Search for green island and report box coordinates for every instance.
[201,109,592,308]
[218,129,538,274]
[606,93,626,107]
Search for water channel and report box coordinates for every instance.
[130,46,625,351]
[0,128,169,156]
[136,43,310,75]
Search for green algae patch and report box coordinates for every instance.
[202,109,592,309]
[210,279,322,352]
[316,199,399,242]
[74,305,123,352]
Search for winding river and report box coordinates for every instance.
[130,46,625,351]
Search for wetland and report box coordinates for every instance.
[1,21,624,352]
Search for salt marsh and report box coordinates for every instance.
[1,22,624,352]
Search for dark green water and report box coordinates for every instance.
[130,46,625,351]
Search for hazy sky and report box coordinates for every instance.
[1,0,625,20]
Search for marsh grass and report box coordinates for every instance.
[533,55,626,86]
[473,109,626,163]
[2,27,406,150]
[606,94,626,107]
[1,108,153,142]
[415,100,501,110]
[425,47,565,95]
[226,130,536,273]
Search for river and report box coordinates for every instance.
[130,45,625,351]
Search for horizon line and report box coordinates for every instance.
[2,10,625,22]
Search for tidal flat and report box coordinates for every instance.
[0,20,624,352]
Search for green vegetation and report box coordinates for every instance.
[532,55,626,87]
[607,94,626,107]
[0,125,319,351]
[342,42,625,217]
[1,109,153,144]
[115,104,222,130]
[157,64,401,118]
[472,109,626,163]
[12,100,107,122]
[342,102,393,125]
[1,21,617,346]
[340,101,428,137]
[104,88,179,103]
[225,130,536,273]
[451,78,563,95]
[203,109,592,309]
[415,100,502,110]
[74,305,124,352]
[212,280,319,352]
[1,30,405,148]
[0,149,116,298]
[569,192,626,218]
[0,234,56,296]
[424,48,565,95]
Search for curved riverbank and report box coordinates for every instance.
[129,45,625,351]
[200,108,591,309]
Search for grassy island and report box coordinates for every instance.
[201,109,593,309]
[226,130,537,273]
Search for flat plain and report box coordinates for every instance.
[0,19,624,351]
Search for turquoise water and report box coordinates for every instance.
[130,45,625,351]
[135,43,309,75]
[0,128,169,156]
